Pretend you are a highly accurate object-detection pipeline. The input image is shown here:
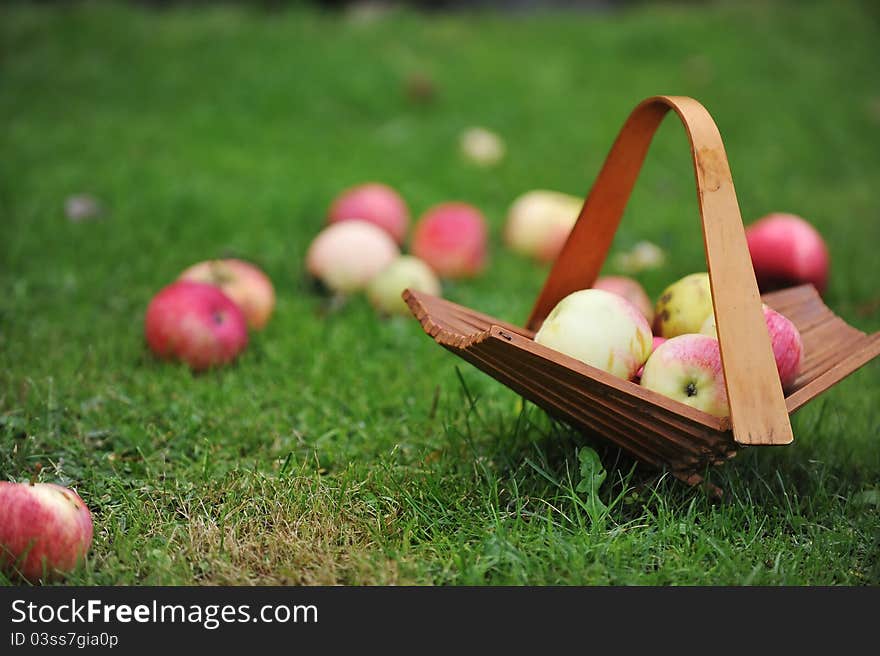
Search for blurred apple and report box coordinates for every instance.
[411,202,487,278]
[327,182,410,244]
[592,275,654,324]
[306,220,400,294]
[653,272,714,338]
[503,190,582,263]
[640,334,729,417]
[179,259,275,330]
[701,304,803,391]
[144,280,248,371]
[0,481,93,583]
[367,255,442,316]
[746,212,830,294]
[534,289,653,380]
[460,127,506,167]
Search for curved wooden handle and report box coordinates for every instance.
[526,95,792,446]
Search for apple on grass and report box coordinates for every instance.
[179,258,275,330]
[327,182,410,244]
[306,220,400,294]
[746,212,829,295]
[411,202,487,279]
[701,304,803,391]
[653,272,714,338]
[145,280,248,372]
[367,255,441,317]
[639,334,729,418]
[0,481,93,583]
[503,190,582,263]
[534,288,653,380]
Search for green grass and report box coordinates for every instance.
[1,0,879,585]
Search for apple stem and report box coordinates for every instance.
[30,462,42,486]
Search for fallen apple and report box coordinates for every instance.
[0,481,93,583]
[640,333,729,417]
[503,189,583,264]
[367,255,442,316]
[653,272,714,338]
[746,212,829,294]
[179,258,275,330]
[144,280,249,371]
[306,220,400,294]
[327,182,410,244]
[700,304,803,391]
[460,126,506,167]
[534,288,653,380]
[592,275,655,324]
[411,202,487,278]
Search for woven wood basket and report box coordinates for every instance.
[404,95,880,488]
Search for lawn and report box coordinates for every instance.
[1,0,879,586]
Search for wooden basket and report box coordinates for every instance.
[404,95,880,487]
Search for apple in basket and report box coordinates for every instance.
[327,182,410,244]
[653,272,714,338]
[534,289,653,380]
[701,304,803,391]
[592,275,655,324]
[745,212,830,295]
[639,334,729,418]
[179,258,275,330]
[0,481,94,583]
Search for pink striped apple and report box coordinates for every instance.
[327,182,410,244]
[745,212,829,295]
[640,334,729,417]
[0,482,93,583]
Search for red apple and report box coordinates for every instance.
[701,304,803,391]
[745,212,830,294]
[327,182,410,244]
[178,259,275,330]
[0,482,93,583]
[640,334,729,417]
[411,202,487,279]
[144,280,248,371]
[306,220,400,294]
[592,275,655,324]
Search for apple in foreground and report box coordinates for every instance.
[534,289,653,380]
[592,275,655,324]
[701,304,803,391]
[653,272,714,338]
[306,220,400,294]
[179,259,275,330]
[640,334,729,417]
[411,202,488,278]
[745,212,829,295]
[503,189,582,263]
[367,256,441,317]
[634,336,667,382]
[327,182,410,244]
[0,482,93,583]
[145,280,248,371]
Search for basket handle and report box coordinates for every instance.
[526,95,792,446]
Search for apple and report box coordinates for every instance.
[653,272,714,338]
[460,127,506,167]
[592,275,654,324]
[411,202,487,278]
[640,334,729,417]
[534,288,653,380]
[144,280,248,371]
[327,182,410,244]
[634,336,667,382]
[745,212,829,294]
[0,481,93,583]
[306,220,400,294]
[700,304,803,391]
[503,190,583,263]
[178,259,275,330]
[367,255,442,316]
